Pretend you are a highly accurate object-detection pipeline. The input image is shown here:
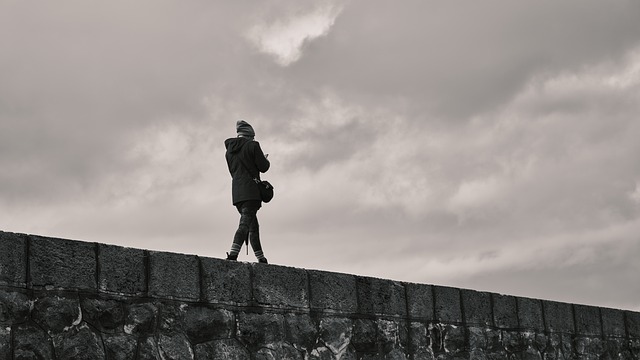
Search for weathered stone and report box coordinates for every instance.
[468,326,487,351]
[157,302,185,333]
[385,348,408,360]
[430,323,466,356]
[183,305,234,344]
[0,231,27,286]
[0,289,31,325]
[492,294,517,329]
[32,295,81,333]
[409,322,430,355]
[377,319,408,354]
[406,282,435,321]
[98,243,146,295]
[357,276,406,316]
[253,263,309,308]
[433,286,462,324]
[626,311,640,339]
[149,251,200,301]
[601,307,626,338]
[125,303,158,335]
[319,317,353,355]
[194,338,251,360]
[574,336,604,359]
[13,322,54,359]
[309,270,357,312]
[104,334,138,360]
[159,332,194,360]
[255,343,305,360]
[285,313,318,351]
[0,326,10,360]
[518,297,544,331]
[574,305,601,336]
[138,336,162,359]
[201,257,252,305]
[352,318,377,353]
[81,297,125,333]
[237,312,285,349]
[543,301,574,334]
[30,235,96,290]
[52,323,106,360]
[461,289,492,326]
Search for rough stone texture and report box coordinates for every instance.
[357,276,406,316]
[574,304,602,336]
[518,297,544,331]
[0,289,31,325]
[149,251,200,301]
[32,294,81,333]
[627,311,640,338]
[493,293,518,329]
[0,231,27,287]
[543,300,575,334]
[406,282,434,321]
[601,307,626,338]
[309,269,357,313]
[82,297,125,333]
[30,235,96,290]
[433,286,462,324]
[461,289,492,326]
[98,243,146,295]
[2,231,640,360]
[201,257,251,305]
[253,263,308,308]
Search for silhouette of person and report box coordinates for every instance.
[224,120,270,263]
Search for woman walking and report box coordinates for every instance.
[224,120,270,263]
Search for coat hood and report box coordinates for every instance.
[225,137,251,154]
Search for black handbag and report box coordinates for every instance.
[239,141,274,203]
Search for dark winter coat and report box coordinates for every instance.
[225,137,270,205]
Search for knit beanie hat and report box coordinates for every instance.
[236,120,255,138]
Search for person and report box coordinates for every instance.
[224,120,270,263]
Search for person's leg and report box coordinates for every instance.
[247,212,267,263]
[227,203,257,260]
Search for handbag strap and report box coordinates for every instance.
[236,140,260,183]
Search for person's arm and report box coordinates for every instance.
[253,142,270,173]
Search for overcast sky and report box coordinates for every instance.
[2,0,640,311]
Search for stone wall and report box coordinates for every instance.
[0,230,639,359]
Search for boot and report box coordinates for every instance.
[258,257,268,264]
[226,252,238,261]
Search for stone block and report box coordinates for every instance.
[433,285,462,324]
[32,294,81,334]
[201,257,251,305]
[284,313,318,351]
[0,327,9,360]
[13,322,54,359]
[308,270,357,313]
[194,339,250,360]
[319,317,353,355]
[0,231,27,287]
[352,318,377,353]
[574,304,601,336]
[125,303,158,336]
[183,305,234,344]
[29,235,96,291]
[236,312,285,348]
[0,289,31,326]
[158,333,193,360]
[148,250,199,301]
[461,289,492,326]
[518,297,544,331]
[356,276,406,316]
[81,298,125,333]
[406,282,434,320]
[601,307,626,338]
[253,263,308,308]
[103,334,137,360]
[626,311,640,339]
[98,243,146,295]
[543,300,575,334]
[52,323,105,359]
[492,293,518,329]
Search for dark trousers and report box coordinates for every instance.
[232,200,262,253]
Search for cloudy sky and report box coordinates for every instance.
[2,0,640,311]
